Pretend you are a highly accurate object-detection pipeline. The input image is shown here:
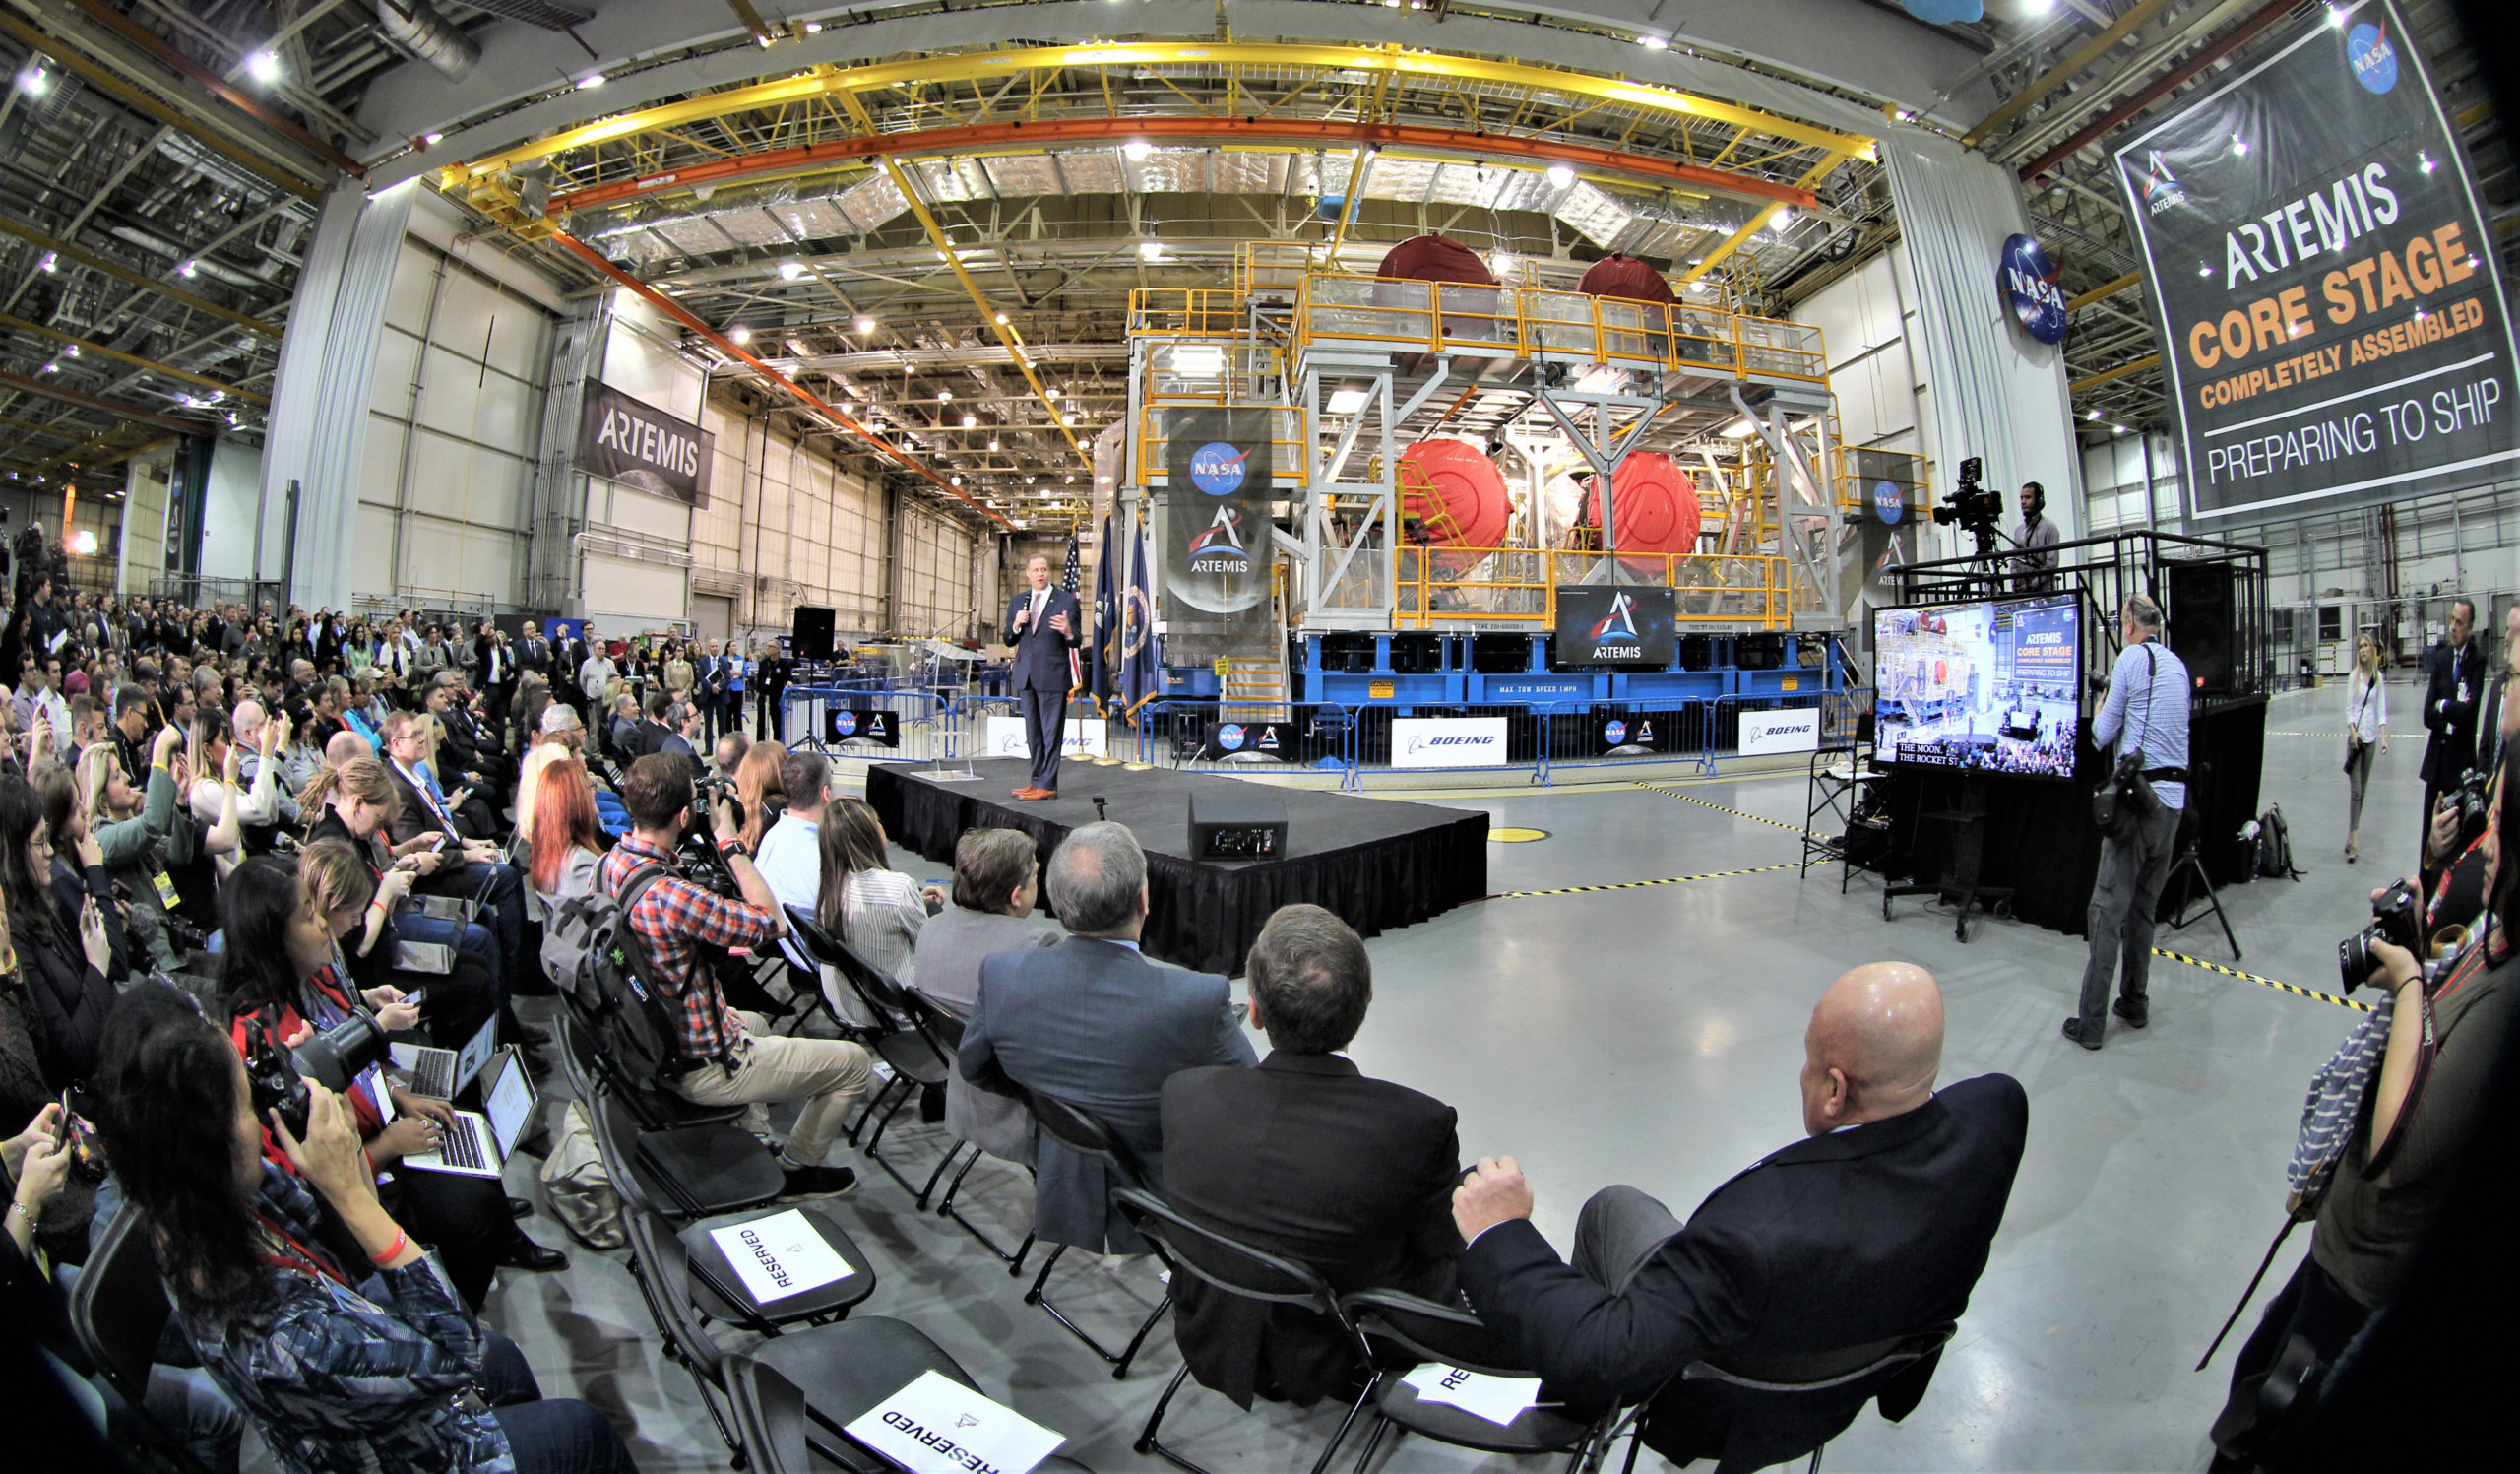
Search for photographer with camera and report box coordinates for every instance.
[2068,594,2190,1052]
[600,753,872,1199]
[2208,743,2520,1469]
[219,856,561,1308]
[93,983,636,1474]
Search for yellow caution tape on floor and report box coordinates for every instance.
[1488,859,1822,899]
[2150,946,2372,1012]
[1633,782,1819,837]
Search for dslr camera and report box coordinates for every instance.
[2338,879,2424,993]
[2444,765,2494,853]
[240,1012,392,1138]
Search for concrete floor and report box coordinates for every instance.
[471,683,2411,1474]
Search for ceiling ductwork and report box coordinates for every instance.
[374,0,480,82]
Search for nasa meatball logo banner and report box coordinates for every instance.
[1203,720,1292,761]
[2111,0,2520,523]
[1998,233,2070,346]
[579,382,715,508]
[823,707,899,748]
[1162,407,1274,618]
[1554,586,1677,667]
[1597,715,1666,755]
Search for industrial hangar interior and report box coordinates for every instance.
[2,0,2518,1471]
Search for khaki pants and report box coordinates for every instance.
[669,1011,873,1168]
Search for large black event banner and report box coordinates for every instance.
[1160,407,1275,622]
[578,382,715,508]
[2112,0,2520,524]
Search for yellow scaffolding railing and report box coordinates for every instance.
[1128,288,1250,336]
[1393,547,1794,630]
[1292,273,1828,383]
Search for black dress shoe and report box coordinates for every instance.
[2061,1016,2103,1051]
[507,1195,535,1220]
[497,1236,568,1272]
[2111,996,2150,1029]
[508,1017,552,1049]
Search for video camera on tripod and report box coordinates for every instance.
[1930,457,2006,559]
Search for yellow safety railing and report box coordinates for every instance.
[1291,273,1828,384]
[1128,288,1249,336]
[1235,241,1320,297]
[1393,547,1794,630]
[1135,400,1309,485]
[1832,446,1932,518]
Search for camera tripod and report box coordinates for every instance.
[2166,813,2241,960]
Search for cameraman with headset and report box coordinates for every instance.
[2012,481,2060,595]
[2209,739,2520,1469]
[2067,594,2190,1052]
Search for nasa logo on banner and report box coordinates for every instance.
[1205,720,1292,762]
[1872,479,1905,524]
[1998,233,2070,346]
[1188,441,1251,496]
[823,708,899,747]
[1598,716,1665,755]
[2348,21,2398,93]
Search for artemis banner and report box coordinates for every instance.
[579,382,715,508]
[2112,0,2520,523]
[1161,407,1274,619]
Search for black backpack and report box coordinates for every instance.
[2254,804,2301,880]
[539,862,708,1091]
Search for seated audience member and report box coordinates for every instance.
[2210,748,2520,1468]
[231,702,302,849]
[641,693,693,765]
[64,728,190,972]
[753,749,829,919]
[607,693,645,763]
[0,775,115,1088]
[815,796,941,991]
[177,707,252,883]
[958,821,1256,1252]
[92,983,632,1473]
[527,758,607,905]
[713,732,750,784]
[1162,904,1464,1409]
[603,753,871,1197]
[302,757,504,1001]
[376,710,530,988]
[1450,962,2027,1467]
[298,836,494,1054]
[912,828,1056,1166]
[515,704,587,847]
[218,856,561,1304]
[732,739,785,852]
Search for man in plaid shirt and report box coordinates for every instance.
[602,753,870,1196]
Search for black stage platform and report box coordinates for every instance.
[867,759,1489,975]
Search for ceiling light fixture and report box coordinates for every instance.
[18,63,47,96]
[1045,386,1061,400]
[576,73,605,89]
[421,132,443,147]
[804,21,822,32]
[778,260,806,280]
[2086,409,2101,421]
[962,414,977,427]
[854,315,875,334]
[178,259,198,277]
[993,311,1009,325]
[1123,140,1153,160]
[1327,388,1371,415]
[727,326,751,344]
[1139,239,1164,261]
[987,438,1000,451]
[937,390,952,402]
[1770,206,1795,231]
[1546,164,1575,189]
[246,50,281,84]
[37,252,54,273]
[1638,34,1670,50]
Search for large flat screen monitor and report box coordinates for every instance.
[1873,593,2082,780]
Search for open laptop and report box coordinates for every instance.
[401,1047,536,1179]
[390,1013,499,1102]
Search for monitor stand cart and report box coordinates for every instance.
[1883,771,2014,943]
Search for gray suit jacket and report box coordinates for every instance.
[959,934,1256,1251]
[913,905,1061,1165]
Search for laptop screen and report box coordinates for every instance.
[483,1049,537,1155]
[454,1013,499,1094]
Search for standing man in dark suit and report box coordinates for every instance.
[958,821,1255,1253]
[1162,904,1462,1411]
[2422,597,2486,850]
[516,620,553,698]
[1451,962,2026,1469]
[1003,553,1080,801]
[472,621,516,747]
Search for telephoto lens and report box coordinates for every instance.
[2337,879,2425,993]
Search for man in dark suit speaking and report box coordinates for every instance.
[1004,552,1080,800]
[2421,595,2486,849]
[1451,962,2026,1468]
[1162,904,1461,1409]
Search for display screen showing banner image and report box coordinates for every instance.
[1162,407,1275,622]
[1873,594,2083,781]
[2112,0,2520,523]
[1555,586,1678,667]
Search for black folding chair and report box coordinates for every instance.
[1018,1089,1174,1378]
[1339,1287,1617,1473]
[905,983,1038,1273]
[66,1203,220,1474]
[575,1028,786,1222]
[726,1336,1100,1474]
[551,971,747,1132]
[782,906,956,1199]
[1669,1322,1958,1474]
[1115,1188,1376,1474]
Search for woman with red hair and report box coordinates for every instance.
[527,756,606,904]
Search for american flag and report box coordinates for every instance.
[1061,529,1085,692]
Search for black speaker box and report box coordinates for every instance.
[1735,634,1785,670]
[1187,787,1290,862]
[1680,634,1714,672]
[2166,564,2236,694]
[791,606,837,662]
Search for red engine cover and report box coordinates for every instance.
[1399,439,1512,550]
[1583,453,1703,555]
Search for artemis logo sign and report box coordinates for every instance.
[592,406,703,477]
[1392,717,1508,769]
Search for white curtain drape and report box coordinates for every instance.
[260,178,417,611]
[1879,133,2085,545]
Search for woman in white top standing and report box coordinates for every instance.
[814,797,943,995]
[2345,630,2389,864]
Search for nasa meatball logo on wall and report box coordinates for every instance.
[1999,233,2071,346]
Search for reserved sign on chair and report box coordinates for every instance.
[845,1370,1065,1474]
[704,1210,852,1304]
[1400,1362,1544,1426]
